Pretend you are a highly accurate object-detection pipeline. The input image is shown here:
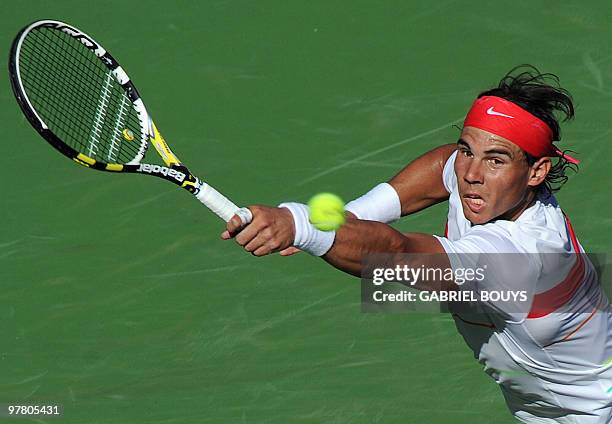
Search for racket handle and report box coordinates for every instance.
[195,183,252,224]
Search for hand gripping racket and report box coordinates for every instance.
[9,19,252,224]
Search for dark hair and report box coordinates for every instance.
[477,65,577,194]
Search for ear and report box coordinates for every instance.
[527,157,551,187]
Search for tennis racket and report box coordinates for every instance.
[9,19,252,224]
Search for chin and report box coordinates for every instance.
[461,205,491,225]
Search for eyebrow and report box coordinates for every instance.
[457,139,469,148]
[483,147,514,159]
[456,138,515,159]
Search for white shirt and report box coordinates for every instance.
[434,151,612,423]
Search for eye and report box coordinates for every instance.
[488,157,504,167]
[460,148,473,158]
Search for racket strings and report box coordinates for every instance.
[22,33,139,164]
[30,27,138,156]
[21,32,113,148]
[22,36,114,129]
[20,44,106,150]
[18,27,143,164]
[30,28,141,162]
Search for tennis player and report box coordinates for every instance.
[222,66,612,423]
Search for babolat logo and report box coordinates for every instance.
[138,163,186,183]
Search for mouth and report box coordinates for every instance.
[463,192,485,214]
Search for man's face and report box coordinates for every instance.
[454,126,535,225]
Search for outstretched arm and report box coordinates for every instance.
[279,143,456,256]
[221,143,455,278]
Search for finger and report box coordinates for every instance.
[279,247,301,256]
[234,222,262,247]
[221,230,231,240]
[252,244,272,257]
[226,214,246,235]
[244,234,274,253]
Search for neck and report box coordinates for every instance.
[499,188,539,222]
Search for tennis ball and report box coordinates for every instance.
[308,193,346,231]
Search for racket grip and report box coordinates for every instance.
[195,183,252,224]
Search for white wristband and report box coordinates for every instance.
[278,202,335,256]
[345,182,401,223]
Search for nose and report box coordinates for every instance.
[463,158,484,185]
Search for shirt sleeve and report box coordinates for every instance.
[442,150,458,194]
[434,225,541,322]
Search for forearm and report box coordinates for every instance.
[322,217,446,278]
[388,143,456,216]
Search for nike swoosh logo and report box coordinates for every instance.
[487,107,514,119]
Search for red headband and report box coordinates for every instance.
[463,96,579,164]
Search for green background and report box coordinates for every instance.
[1,1,611,423]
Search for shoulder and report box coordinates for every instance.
[435,222,527,255]
[512,193,574,252]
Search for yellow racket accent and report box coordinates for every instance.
[77,153,96,165]
[74,153,96,167]
[149,121,181,167]
[105,163,123,171]
[182,180,197,189]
